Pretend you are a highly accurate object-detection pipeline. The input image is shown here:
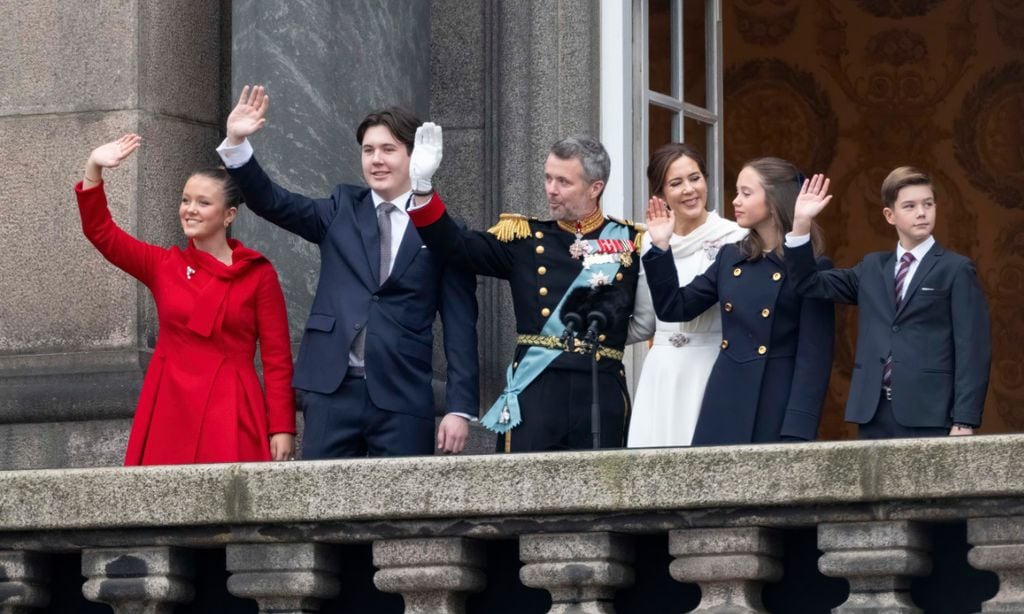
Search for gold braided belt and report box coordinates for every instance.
[516,334,625,362]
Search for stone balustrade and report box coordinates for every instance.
[0,435,1022,612]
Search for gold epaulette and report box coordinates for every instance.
[607,216,646,251]
[487,213,533,243]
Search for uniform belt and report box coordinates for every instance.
[651,331,722,348]
[516,334,624,362]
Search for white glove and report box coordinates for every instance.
[410,122,443,194]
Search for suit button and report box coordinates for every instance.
[761,308,770,318]
[892,325,900,332]
[724,302,733,312]
[772,272,782,281]
[721,339,729,349]
[372,296,380,302]
[538,266,547,275]
[615,272,623,281]
[535,231,544,239]
[758,345,767,355]
[536,245,545,254]
[354,323,362,330]
[541,308,551,317]
[539,287,548,296]
[733,268,742,277]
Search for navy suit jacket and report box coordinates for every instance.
[784,240,991,428]
[227,156,479,419]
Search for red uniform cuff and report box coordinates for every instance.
[407,192,447,227]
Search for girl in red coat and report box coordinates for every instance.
[76,134,297,465]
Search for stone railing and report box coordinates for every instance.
[1,435,1023,613]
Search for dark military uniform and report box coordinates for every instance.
[409,198,642,452]
[642,242,835,444]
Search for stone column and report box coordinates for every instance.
[669,527,782,613]
[82,547,194,614]
[372,537,486,614]
[968,516,1024,612]
[225,543,340,614]
[519,532,634,614]
[0,551,49,613]
[818,521,931,613]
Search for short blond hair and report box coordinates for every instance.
[881,166,932,208]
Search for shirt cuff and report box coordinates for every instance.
[784,233,811,248]
[216,137,254,169]
[448,411,476,422]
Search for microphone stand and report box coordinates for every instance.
[584,314,607,450]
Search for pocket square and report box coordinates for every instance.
[921,287,936,291]
[420,245,428,249]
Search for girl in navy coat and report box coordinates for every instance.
[642,157,835,445]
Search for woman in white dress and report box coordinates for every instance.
[627,143,747,447]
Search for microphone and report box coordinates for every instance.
[583,285,630,344]
[559,286,593,347]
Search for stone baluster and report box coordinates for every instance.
[519,532,634,614]
[669,526,782,613]
[81,546,194,614]
[818,520,931,613]
[0,551,49,613]
[225,543,339,614]
[968,516,1024,612]
[372,537,486,614]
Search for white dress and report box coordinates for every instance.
[627,212,748,447]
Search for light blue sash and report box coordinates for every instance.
[480,222,631,434]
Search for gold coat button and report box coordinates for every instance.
[772,272,782,281]
[615,272,623,281]
[598,334,606,343]
[724,302,733,312]
[595,353,602,362]
[536,245,545,254]
[758,345,767,355]
[541,308,551,317]
[539,287,548,296]
[721,339,729,349]
[761,308,770,318]
[535,231,544,239]
[733,268,742,277]
[538,266,547,275]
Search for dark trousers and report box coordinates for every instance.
[299,376,435,459]
[858,391,948,440]
[500,367,630,453]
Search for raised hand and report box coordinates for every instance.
[410,122,443,195]
[645,195,675,250]
[791,173,832,236]
[89,134,142,169]
[226,85,269,145]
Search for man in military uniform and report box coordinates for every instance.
[406,127,642,452]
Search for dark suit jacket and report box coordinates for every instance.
[643,243,834,443]
[784,240,991,428]
[227,156,479,420]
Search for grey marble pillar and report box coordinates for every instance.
[373,537,486,614]
[81,547,194,614]
[968,516,1024,612]
[818,521,931,613]
[519,532,634,614]
[225,543,340,614]
[669,527,783,613]
[0,551,49,613]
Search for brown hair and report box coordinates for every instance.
[737,157,824,260]
[189,167,244,208]
[356,107,421,155]
[881,166,933,208]
[647,143,709,201]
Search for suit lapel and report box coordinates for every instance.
[896,243,943,318]
[354,192,381,287]
[881,251,897,316]
[384,221,422,286]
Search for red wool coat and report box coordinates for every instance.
[75,182,296,465]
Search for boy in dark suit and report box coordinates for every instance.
[784,167,991,439]
[215,85,479,458]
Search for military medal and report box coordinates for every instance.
[569,221,587,259]
[499,404,511,424]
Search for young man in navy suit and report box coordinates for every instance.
[784,167,991,439]
[215,85,479,458]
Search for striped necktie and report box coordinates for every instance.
[882,252,916,388]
